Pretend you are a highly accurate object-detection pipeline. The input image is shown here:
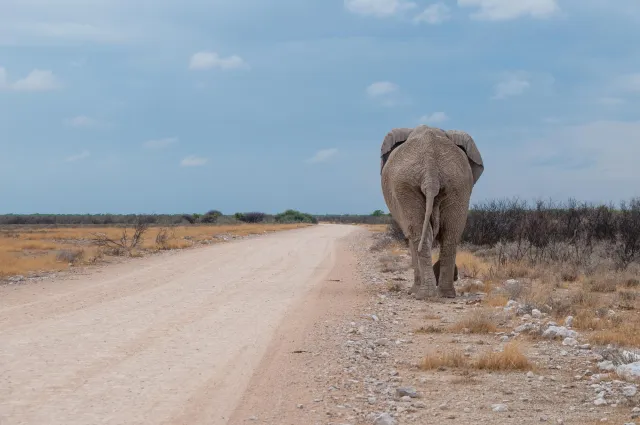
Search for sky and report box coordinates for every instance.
[1,0,639,215]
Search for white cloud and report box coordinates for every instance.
[614,73,640,93]
[144,137,178,149]
[189,51,247,71]
[344,0,417,17]
[0,67,7,89]
[366,81,398,97]
[66,150,90,162]
[413,3,451,24]
[420,112,449,124]
[180,155,208,167]
[0,67,61,92]
[458,0,559,21]
[11,69,61,92]
[598,97,626,106]
[479,120,640,203]
[66,115,99,128]
[492,73,531,99]
[307,148,338,163]
[366,81,408,107]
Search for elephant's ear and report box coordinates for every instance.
[445,130,484,184]
[381,128,414,158]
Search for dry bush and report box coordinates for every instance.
[420,350,469,370]
[457,280,485,295]
[450,309,498,334]
[624,278,640,288]
[379,254,408,274]
[91,219,150,256]
[590,324,640,347]
[415,325,444,334]
[586,277,618,293]
[55,249,85,264]
[616,290,638,310]
[483,294,509,307]
[475,342,533,371]
[560,267,580,282]
[457,251,490,278]
[386,282,403,293]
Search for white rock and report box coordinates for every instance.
[492,404,508,412]
[623,385,638,397]
[373,413,397,425]
[527,371,535,378]
[542,326,578,339]
[565,316,574,327]
[532,309,542,319]
[506,300,519,308]
[563,337,578,346]
[617,362,640,382]
[594,398,607,406]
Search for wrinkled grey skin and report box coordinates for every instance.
[380,125,484,299]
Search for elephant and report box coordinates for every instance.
[380,125,484,299]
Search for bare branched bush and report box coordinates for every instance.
[91,218,150,256]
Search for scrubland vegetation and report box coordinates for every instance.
[375,197,640,351]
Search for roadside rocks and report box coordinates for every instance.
[373,412,397,425]
[542,326,578,340]
[617,362,640,382]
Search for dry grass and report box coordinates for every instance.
[415,325,444,334]
[420,342,534,372]
[590,324,640,347]
[449,309,498,334]
[363,224,388,233]
[457,251,490,278]
[420,350,469,370]
[483,293,509,307]
[475,342,534,371]
[586,277,618,293]
[0,223,309,278]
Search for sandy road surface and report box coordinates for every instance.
[0,224,356,425]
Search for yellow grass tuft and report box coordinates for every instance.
[420,350,469,370]
[483,294,509,307]
[475,342,533,371]
[449,309,498,334]
[456,251,490,278]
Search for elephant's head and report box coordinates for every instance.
[380,127,414,174]
[444,130,484,185]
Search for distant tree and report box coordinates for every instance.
[235,212,266,223]
[372,210,385,217]
[200,210,222,224]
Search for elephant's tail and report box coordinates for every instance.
[417,197,434,253]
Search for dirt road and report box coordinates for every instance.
[0,224,358,425]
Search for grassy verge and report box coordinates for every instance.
[0,223,311,279]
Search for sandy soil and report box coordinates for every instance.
[0,224,358,425]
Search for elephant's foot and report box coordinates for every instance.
[438,287,457,298]
[408,283,419,295]
[414,286,438,300]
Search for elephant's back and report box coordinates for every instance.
[381,127,473,190]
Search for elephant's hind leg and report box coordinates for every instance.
[408,240,420,295]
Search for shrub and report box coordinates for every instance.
[234,212,267,223]
[56,249,85,264]
[274,209,317,224]
[200,210,222,224]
